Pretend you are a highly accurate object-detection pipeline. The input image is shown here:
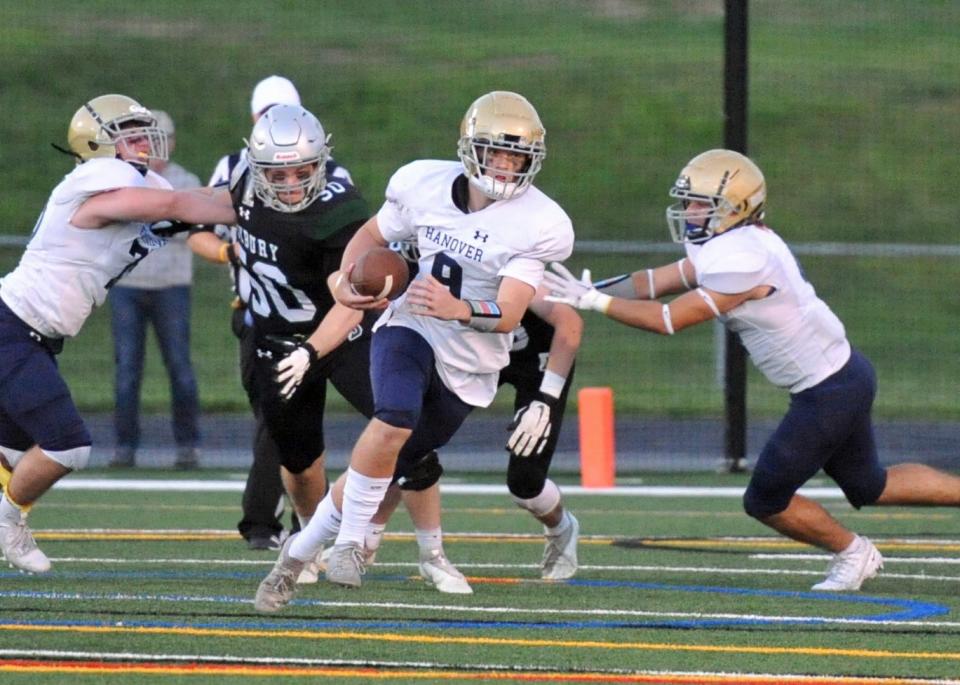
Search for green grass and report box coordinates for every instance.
[2,471,959,683]
[1,1,958,418]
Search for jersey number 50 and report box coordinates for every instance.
[236,251,316,323]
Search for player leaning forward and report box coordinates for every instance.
[546,149,960,592]
[255,90,574,610]
[0,95,236,573]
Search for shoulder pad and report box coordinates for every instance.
[698,249,767,293]
[228,152,249,193]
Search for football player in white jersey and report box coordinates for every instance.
[545,148,960,592]
[0,94,236,574]
[254,90,574,611]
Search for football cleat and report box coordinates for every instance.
[324,543,367,588]
[0,518,51,574]
[296,545,325,584]
[811,536,883,592]
[253,535,305,613]
[542,511,579,580]
[419,549,473,594]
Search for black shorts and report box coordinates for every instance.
[245,324,374,473]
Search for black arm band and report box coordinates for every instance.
[463,299,502,332]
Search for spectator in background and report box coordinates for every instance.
[108,110,202,470]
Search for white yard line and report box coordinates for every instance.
[53,478,850,498]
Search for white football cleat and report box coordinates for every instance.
[0,518,51,574]
[254,535,305,613]
[419,549,473,594]
[542,511,579,580]
[324,543,367,588]
[811,536,883,592]
[296,545,324,584]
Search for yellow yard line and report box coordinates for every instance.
[2,623,959,662]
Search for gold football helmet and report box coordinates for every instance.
[666,149,766,244]
[67,94,168,166]
[457,91,546,200]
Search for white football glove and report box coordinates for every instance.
[507,400,552,458]
[275,343,316,401]
[542,262,613,312]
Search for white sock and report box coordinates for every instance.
[290,493,340,561]
[840,534,864,556]
[365,524,386,554]
[415,527,443,556]
[0,493,22,525]
[297,513,312,530]
[545,509,571,537]
[336,468,392,546]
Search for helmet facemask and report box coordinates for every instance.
[458,135,544,201]
[250,159,328,213]
[666,189,737,244]
[246,105,331,213]
[108,117,169,169]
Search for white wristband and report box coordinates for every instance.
[539,370,566,399]
[696,287,722,317]
[677,258,692,290]
[662,304,675,335]
[646,269,656,300]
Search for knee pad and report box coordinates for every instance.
[397,451,443,492]
[506,455,550,500]
[742,479,792,519]
[373,407,418,430]
[512,478,561,518]
[44,444,91,470]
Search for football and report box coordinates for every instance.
[349,246,410,300]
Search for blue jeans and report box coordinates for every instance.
[109,285,199,451]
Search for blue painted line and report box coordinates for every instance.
[1,580,948,630]
[565,579,950,623]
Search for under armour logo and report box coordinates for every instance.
[28,331,42,344]
[256,348,273,359]
[474,230,489,243]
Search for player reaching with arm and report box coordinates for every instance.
[545,148,960,592]
[0,94,236,573]
[254,90,574,611]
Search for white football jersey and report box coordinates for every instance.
[0,158,171,338]
[686,224,850,392]
[375,160,574,406]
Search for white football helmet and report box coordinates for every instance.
[246,104,331,212]
[666,149,766,244]
[67,94,168,166]
[458,91,546,200]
